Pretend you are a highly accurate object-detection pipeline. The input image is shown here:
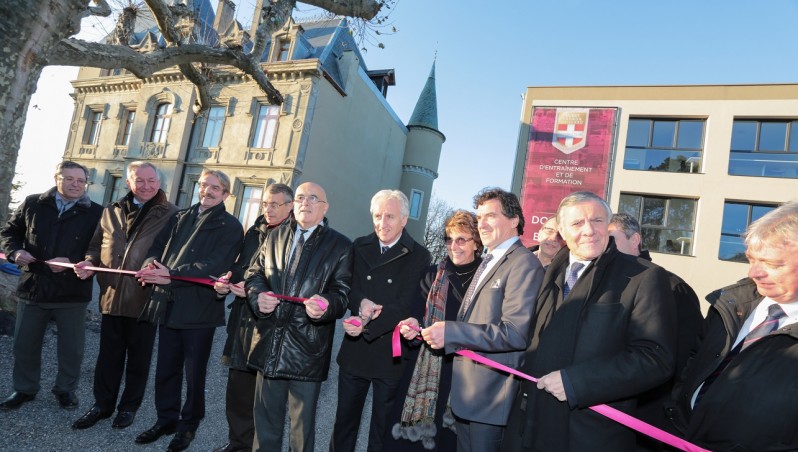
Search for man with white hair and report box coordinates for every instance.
[331,189,431,452]
[667,200,798,451]
[71,161,178,431]
[504,191,676,451]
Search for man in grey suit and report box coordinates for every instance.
[422,187,544,452]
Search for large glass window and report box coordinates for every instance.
[623,118,704,173]
[85,111,103,144]
[251,105,280,149]
[201,106,225,148]
[238,185,263,230]
[118,109,136,146]
[150,103,172,143]
[618,193,697,255]
[729,119,798,178]
[719,201,777,262]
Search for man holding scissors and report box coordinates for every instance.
[245,181,352,452]
[134,168,242,451]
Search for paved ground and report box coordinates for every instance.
[0,292,372,451]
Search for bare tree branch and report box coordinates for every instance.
[88,0,112,17]
[424,197,455,263]
[50,39,284,104]
[142,0,179,45]
[305,0,382,20]
[251,0,297,60]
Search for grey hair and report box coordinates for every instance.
[200,168,232,194]
[745,200,798,251]
[265,183,294,201]
[556,191,612,226]
[609,213,641,238]
[370,189,410,218]
[126,161,162,181]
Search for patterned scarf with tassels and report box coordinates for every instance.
[393,259,449,449]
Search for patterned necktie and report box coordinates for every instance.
[563,261,584,297]
[381,245,389,254]
[458,253,494,321]
[694,303,786,406]
[285,229,308,290]
[57,199,73,217]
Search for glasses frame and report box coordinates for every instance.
[263,201,292,209]
[294,194,327,205]
[445,237,474,247]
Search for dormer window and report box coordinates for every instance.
[276,39,291,61]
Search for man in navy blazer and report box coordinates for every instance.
[422,187,543,452]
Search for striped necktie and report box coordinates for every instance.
[694,303,786,406]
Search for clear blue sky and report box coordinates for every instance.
[16,0,798,211]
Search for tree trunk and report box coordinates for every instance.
[0,0,88,225]
[0,0,383,225]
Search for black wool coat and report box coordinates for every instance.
[504,239,677,452]
[139,202,243,328]
[0,187,102,304]
[667,278,798,451]
[336,229,431,379]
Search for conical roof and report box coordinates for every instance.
[407,61,439,130]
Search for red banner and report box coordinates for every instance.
[520,107,618,246]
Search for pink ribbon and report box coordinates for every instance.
[271,294,328,311]
[38,259,219,286]
[391,323,709,452]
[343,317,362,327]
[2,254,328,310]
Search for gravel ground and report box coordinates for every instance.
[0,290,371,452]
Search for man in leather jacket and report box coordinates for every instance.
[246,181,353,452]
[211,183,293,452]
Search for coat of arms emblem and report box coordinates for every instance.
[552,108,588,154]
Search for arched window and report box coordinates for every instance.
[150,103,172,143]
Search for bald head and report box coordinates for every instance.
[293,182,329,229]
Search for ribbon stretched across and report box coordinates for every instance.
[391,323,709,452]
[0,253,328,310]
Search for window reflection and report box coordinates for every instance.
[623,118,705,173]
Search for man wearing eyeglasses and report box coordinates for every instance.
[246,182,353,452]
[0,161,102,412]
[134,169,243,451]
[331,189,431,452]
[211,183,294,452]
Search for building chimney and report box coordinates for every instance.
[214,0,236,33]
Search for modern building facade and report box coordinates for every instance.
[62,0,444,241]
[511,84,798,306]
